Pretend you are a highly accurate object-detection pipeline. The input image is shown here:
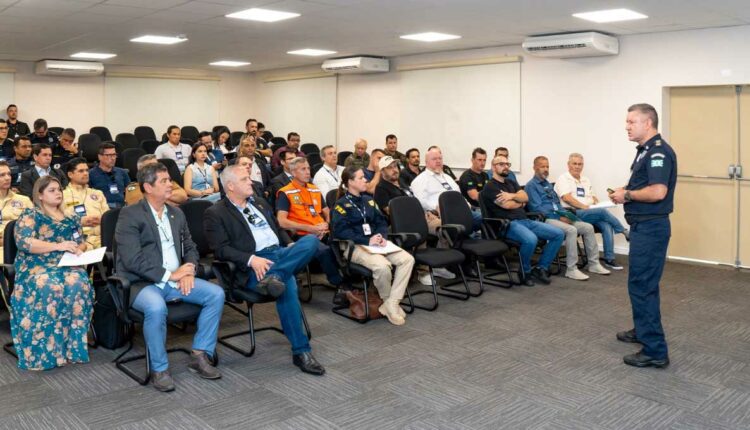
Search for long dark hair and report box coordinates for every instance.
[189,142,208,164]
[336,165,362,200]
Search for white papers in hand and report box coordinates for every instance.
[589,201,615,209]
[362,240,401,255]
[58,247,107,267]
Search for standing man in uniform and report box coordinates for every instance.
[610,103,677,368]
[0,119,14,159]
[5,105,30,140]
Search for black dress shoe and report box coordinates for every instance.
[623,350,669,368]
[332,287,350,306]
[257,274,286,298]
[616,328,641,344]
[519,274,535,287]
[293,352,325,375]
[530,267,551,285]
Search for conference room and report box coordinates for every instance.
[0,0,748,428]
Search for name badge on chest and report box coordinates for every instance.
[74,204,87,216]
[175,152,184,160]
[109,183,119,194]
[441,182,452,191]
[576,187,585,197]
[72,231,81,240]
[308,205,318,217]
[362,223,371,235]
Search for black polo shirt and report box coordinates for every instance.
[480,178,527,220]
[29,131,59,146]
[1,138,14,159]
[374,180,413,214]
[458,169,489,207]
[625,133,677,220]
[7,120,29,140]
[399,165,422,187]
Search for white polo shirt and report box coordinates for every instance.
[554,171,596,207]
[154,142,192,173]
[312,164,344,198]
[411,168,461,212]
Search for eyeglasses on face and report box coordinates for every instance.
[493,162,511,167]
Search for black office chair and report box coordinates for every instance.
[179,200,214,278]
[99,208,121,279]
[134,126,157,144]
[212,125,228,136]
[78,133,102,164]
[389,196,470,312]
[311,163,323,178]
[141,139,159,155]
[90,126,112,142]
[49,127,64,136]
[337,151,352,167]
[326,189,339,210]
[115,133,140,152]
[230,131,244,149]
[269,137,287,152]
[180,126,199,143]
[442,165,457,180]
[438,191,513,293]
[122,148,146,181]
[158,158,183,185]
[112,141,125,168]
[300,143,319,156]
[0,221,17,356]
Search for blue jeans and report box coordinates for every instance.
[315,241,344,286]
[470,208,483,233]
[576,208,626,260]
[504,219,564,274]
[132,278,225,373]
[247,235,319,355]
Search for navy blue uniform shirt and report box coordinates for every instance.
[625,133,677,220]
[28,131,59,147]
[89,165,130,208]
[331,192,388,245]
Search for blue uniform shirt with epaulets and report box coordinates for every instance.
[330,193,388,245]
[625,133,677,219]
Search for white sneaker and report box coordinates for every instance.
[418,273,433,286]
[587,263,611,275]
[378,300,405,326]
[432,267,456,279]
[565,267,589,281]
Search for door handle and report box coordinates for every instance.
[736,165,743,179]
[728,164,736,179]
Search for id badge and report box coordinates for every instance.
[74,204,87,216]
[109,183,119,194]
[442,182,452,191]
[205,184,212,190]
[308,205,318,217]
[175,152,184,160]
[576,187,585,197]
[251,215,263,226]
[362,223,371,235]
[0,212,3,223]
[72,231,81,240]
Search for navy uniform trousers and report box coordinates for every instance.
[628,216,670,359]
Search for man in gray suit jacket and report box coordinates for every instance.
[115,162,224,392]
[18,143,67,197]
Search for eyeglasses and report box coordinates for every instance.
[493,162,511,167]
[100,153,117,157]
[0,127,7,131]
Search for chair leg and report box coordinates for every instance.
[3,341,17,358]
[438,265,472,300]
[218,302,284,357]
[442,259,485,297]
[332,278,371,323]
[476,256,515,289]
[112,327,195,386]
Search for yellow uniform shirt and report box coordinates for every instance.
[63,185,109,249]
[0,191,33,264]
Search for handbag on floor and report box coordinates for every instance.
[346,289,383,319]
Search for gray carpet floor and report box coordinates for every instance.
[0,259,748,430]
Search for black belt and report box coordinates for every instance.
[624,213,668,224]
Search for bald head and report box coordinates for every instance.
[425,147,443,172]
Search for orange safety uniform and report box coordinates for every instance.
[276,181,325,236]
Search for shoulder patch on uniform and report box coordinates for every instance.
[655,140,662,146]
[368,200,375,207]
[650,153,665,158]
[335,205,346,215]
[344,203,352,208]
[650,159,664,168]
[127,185,136,191]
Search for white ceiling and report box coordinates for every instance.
[1,0,749,71]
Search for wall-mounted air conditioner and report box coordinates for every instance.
[522,32,619,58]
[321,56,389,74]
[35,60,105,76]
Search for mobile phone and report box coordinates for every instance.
[607,188,615,194]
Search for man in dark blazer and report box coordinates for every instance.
[269,149,296,206]
[204,164,325,376]
[18,143,67,197]
[115,162,225,392]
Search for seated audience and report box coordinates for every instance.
[399,147,422,187]
[490,147,518,183]
[276,157,348,294]
[197,131,223,168]
[236,136,271,188]
[312,145,344,197]
[63,158,109,249]
[5,104,30,139]
[204,164,325,375]
[214,127,233,154]
[383,134,406,166]
[269,150,297,202]
[555,152,629,270]
[0,161,33,262]
[53,128,81,165]
[0,119,13,159]
[374,156,415,217]
[481,155,564,286]
[29,118,59,146]
[245,118,272,157]
[154,125,192,173]
[8,136,33,189]
[125,155,188,207]
[11,176,92,370]
[331,166,415,326]
[88,142,130,209]
[115,162,225,392]
[19,143,67,197]
[234,154,269,200]
[458,148,489,208]
[184,143,221,203]
[362,149,383,194]
[525,156,610,281]
[344,138,370,170]
[271,132,304,170]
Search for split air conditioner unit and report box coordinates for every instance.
[321,56,389,74]
[522,32,619,58]
[35,60,105,76]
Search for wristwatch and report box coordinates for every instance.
[624,190,632,202]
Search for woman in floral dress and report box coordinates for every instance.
[10,175,93,370]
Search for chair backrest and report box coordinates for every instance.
[78,133,102,163]
[337,151,352,166]
[300,143,319,155]
[389,196,428,248]
[3,220,17,265]
[179,200,213,257]
[212,125,228,136]
[306,152,322,168]
[100,207,121,252]
[115,133,140,151]
[181,126,199,143]
[443,165,457,180]
[90,126,112,142]
[141,139,159,155]
[230,131,244,149]
[122,148,146,181]
[261,130,273,141]
[326,189,339,210]
[270,137,287,152]
[438,191,473,239]
[312,163,323,178]
[134,126,156,143]
[158,158,183,185]
[49,127,64,136]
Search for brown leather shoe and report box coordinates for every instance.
[188,351,222,380]
[151,370,175,392]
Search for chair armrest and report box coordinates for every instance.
[387,232,421,250]
[482,217,511,239]
[330,238,355,267]
[107,275,132,323]
[526,211,545,221]
[435,224,466,248]
[211,260,237,290]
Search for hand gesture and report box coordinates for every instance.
[250,256,274,281]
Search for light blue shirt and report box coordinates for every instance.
[149,203,181,289]
[231,198,279,264]
[35,165,50,177]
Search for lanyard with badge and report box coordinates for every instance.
[196,164,211,190]
[106,171,119,195]
[72,187,89,216]
[243,200,267,227]
[296,184,319,217]
[175,150,184,161]
[324,167,339,183]
[433,173,453,190]
[346,194,371,235]
[0,196,10,223]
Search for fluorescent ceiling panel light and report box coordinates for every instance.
[70,52,116,60]
[400,32,461,42]
[573,8,647,23]
[130,35,187,45]
[226,8,300,22]
[210,60,251,67]
[287,49,337,56]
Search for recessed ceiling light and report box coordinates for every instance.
[573,8,647,23]
[287,49,337,56]
[400,32,461,42]
[130,35,188,45]
[210,60,251,67]
[70,52,117,60]
[226,8,300,22]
